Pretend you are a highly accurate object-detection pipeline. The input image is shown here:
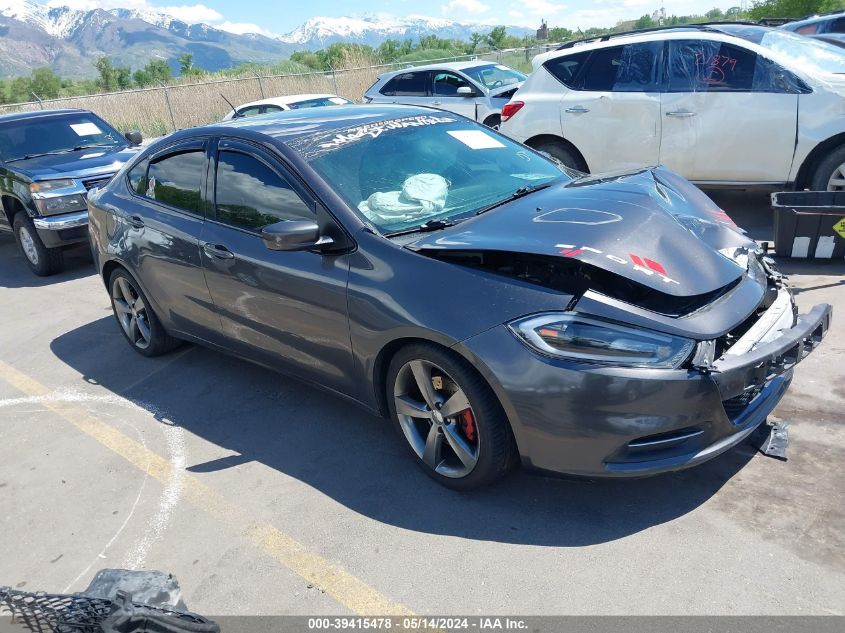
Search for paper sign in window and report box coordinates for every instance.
[70,122,102,136]
[447,130,505,149]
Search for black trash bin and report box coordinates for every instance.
[771,191,845,259]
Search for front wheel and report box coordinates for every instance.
[109,268,180,357]
[12,213,64,276]
[810,144,845,191]
[386,343,515,490]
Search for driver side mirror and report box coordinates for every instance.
[125,131,143,146]
[457,86,475,97]
[261,220,333,251]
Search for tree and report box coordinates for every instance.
[30,67,61,99]
[469,31,484,52]
[634,15,657,29]
[705,7,725,19]
[747,0,842,20]
[95,56,116,91]
[115,66,132,90]
[178,52,193,74]
[133,58,172,87]
[486,26,508,49]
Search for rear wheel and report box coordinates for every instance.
[810,144,845,191]
[12,213,64,276]
[109,268,180,357]
[386,343,515,490]
[532,140,587,172]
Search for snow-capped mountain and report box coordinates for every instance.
[280,14,524,47]
[0,1,530,79]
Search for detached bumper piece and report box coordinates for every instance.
[749,420,790,460]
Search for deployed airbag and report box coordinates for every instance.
[359,173,448,224]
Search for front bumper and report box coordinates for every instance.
[458,302,831,478]
[33,210,89,247]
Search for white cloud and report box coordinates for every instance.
[441,0,490,17]
[160,4,222,23]
[520,0,567,16]
[217,21,279,38]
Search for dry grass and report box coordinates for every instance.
[0,48,544,138]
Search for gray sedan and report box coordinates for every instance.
[87,105,830,489]
[363,61,525,128]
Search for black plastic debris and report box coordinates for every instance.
[749,420,790,461]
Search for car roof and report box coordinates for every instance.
[233,94,347,110]
[0,108,90,124]
[380,60,505,76]
[782,11,845,29]
[173,104,453,144]
[549,22,772,57]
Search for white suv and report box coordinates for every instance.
[501,24,845,191]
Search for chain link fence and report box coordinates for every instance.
[0,45,557,137]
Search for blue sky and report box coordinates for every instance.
[45,0,746,36]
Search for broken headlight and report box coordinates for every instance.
[508,313,694,369]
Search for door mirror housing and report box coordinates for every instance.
[262,219,332,251]
[457,86,474,97]
[125,131,143,146]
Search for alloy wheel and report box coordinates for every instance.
[393,359,479,478]
[18,225,39,266]
[112,276,152,350]
[828,163,845,191]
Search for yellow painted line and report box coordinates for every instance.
[0,359,413,616]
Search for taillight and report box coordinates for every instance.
[501,101,524,123]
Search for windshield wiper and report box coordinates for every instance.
[475,181,556,215]
[386,218,458,237]
[4,145,115,163]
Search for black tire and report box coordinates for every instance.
[12,213,64,276]
[809,144,845,191]
[533,140,587,172]
[108,268,181,357]
[386,342,516,490]
[483,115,501,130]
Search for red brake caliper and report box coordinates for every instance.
[460,410,477,444]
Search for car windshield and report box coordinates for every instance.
[0,113,124,162]
[462,64,527,89]
[289,97,351,109]
[728,26,845,74]
[289,114,568,235]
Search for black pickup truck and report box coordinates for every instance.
[0,109,142,275]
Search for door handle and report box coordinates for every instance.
[565,106,590,114]
[202,243,235,260]
[432,101,442,105]
[666,110,696,117]
[127,215,144,229]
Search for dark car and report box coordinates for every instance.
[780,11,845,35]
[87,105,831,489]
[0,109,141,275]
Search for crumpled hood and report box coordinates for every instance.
[408,166,756,298]
[14,146,139,180]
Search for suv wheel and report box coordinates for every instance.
[532,140,587,172]
[12,213,64,276]
[109,268,181,357]
[810,144,845,191]
[386,343,515,490]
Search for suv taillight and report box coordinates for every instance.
[501,101,524,123]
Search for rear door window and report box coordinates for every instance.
[581,42,662,92]
[381,72,430,96]
[145,149,205,214]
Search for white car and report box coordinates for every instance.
[363,61,526,128]
[222,94,352,120]
[501,24,845,191]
